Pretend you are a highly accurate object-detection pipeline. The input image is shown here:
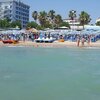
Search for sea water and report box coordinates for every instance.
[0,47,100,100]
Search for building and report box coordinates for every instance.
[84,25,100,31]
[0,0,30,28]
[96,18,100,23]
[63,19,83,30]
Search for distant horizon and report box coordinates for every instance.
[1,0,100,24]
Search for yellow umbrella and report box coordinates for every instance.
[29,28,38,33]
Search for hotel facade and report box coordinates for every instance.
[0,0,30,28]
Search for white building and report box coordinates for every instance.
[0,0,30,28]
[96,18,100,23]
[63,19,83,30]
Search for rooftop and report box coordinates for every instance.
[0,0,30,8]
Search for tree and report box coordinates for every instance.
[36,25,44,30]
[38,11,48,27]
[44,20,52,28]
[0,19,10,28]
[26,21,38,29]
[32,11,38,22]
[69,10,76,20]
[54,14,63,27]
[6,17,11,22]
[48,10,55,20]
[10,20,22,29]
[96,21,100,26]
[48,10,55,28]
[79,11,91,29]
[68,10,77,29]
[60,22,70,28]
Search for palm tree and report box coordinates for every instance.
[79,11,91,29]
[38,11,47,27]
[48,10,55,28]
[54,14,62,27]
[48,10,55,20]
[32,11,38,22]
[96,21,100,26]
[68,10,76,29]
[69,10,76,20]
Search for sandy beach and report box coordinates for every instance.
[0,41,100,48]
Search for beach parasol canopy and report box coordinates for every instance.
[59,26,69,29]
[80,29,99,35]
[1,30,20,34]
[19,29,26,33]
[28,28,38,33]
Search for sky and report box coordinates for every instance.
[2,0,100,24]
[22,0,99,24]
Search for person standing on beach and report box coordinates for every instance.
[77,35,80,47]
[81,36,85,47]
[87,35,91,46]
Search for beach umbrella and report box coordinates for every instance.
[12,30,21,34]
[59,26,69,29]
[19,29,26,33]
[93,30,100,35]
[31,28,38,33]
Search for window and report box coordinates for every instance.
[4,11,7,13]
[16,2,18,5]
[16,15,18,18]
[10,5,12,8]
[16,11,18,14]
[10,10,12,13]
[16,7,18,10]
[5,6,8,9]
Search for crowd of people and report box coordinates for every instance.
[0,30,100,47]
[0,33,39,41]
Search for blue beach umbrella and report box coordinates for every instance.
[39,33,44,39]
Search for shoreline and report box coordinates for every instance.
[0,41,100,48]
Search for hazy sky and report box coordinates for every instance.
[2,0,100,24]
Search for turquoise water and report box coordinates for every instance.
[0,47,100,100]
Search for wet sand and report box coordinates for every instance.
[0,41,100,48]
